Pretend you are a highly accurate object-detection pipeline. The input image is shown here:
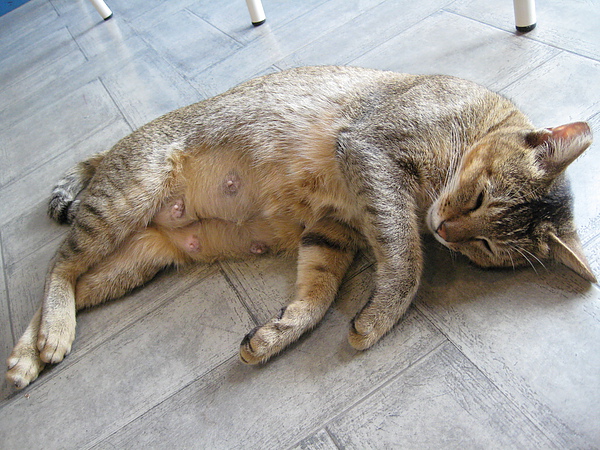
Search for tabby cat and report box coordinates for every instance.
[6,66,595,389]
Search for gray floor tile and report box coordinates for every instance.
[352,11,559,90]
[0,35,148,130]
[0,0,58,54]
[0,247,13,401]
[327,342,555,449]
[0,48,87,111]
[447,0,600,60]
[101,50,204,129]
[416,243,600,447]
[291,429,339,450]
[136,9,242,77]
[0,270,253,447]
[278,0,450,69]
[500,52,600,127]
[192,0,393,96]
[0,27,81,89]
[1,0,599,446]
[92,305,444,448]
[187,0,326,45]
[0,79,120,188]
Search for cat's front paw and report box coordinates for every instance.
[348,314,389,351]
[239,325,286,365]
[239,309,296,364]
[37,314,76,364]
[6,345,45,389]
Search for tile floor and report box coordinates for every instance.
[0,0,599,448]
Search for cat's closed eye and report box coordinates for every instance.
[475,237,493,254]
[470,191,485,212]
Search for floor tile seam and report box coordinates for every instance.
[0,228,16,344]
[496,51,562,93]
[324,426,344,450]
[442,7,600,63]
[0,266,218,407]
[97,76,137,132]
[272,0,392,67]
[285,337,448,450]
[0,116,128,229]
[414,303,572,449]
[0,27,84,94]
[192,0,388,82]
[0,12,67,63]
[144,46,208,101]
[82,353,240,450]
[183,7,247,48]
[344,7,448,67]
[218,263,261,326]
[64,19,92,62]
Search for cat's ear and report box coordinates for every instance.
[548,231,596,282]
[526,122,593,177]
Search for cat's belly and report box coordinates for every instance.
[173,144,360,256]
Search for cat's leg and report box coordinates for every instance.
[6,308,45,389]
[239,218,357,364]
[6,227,183,388]
[74,227,186,308]
[35,146,179,369]
[346,179,423,351]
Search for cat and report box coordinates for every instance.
[6,66,595,389]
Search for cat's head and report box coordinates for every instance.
[427,121,596,282]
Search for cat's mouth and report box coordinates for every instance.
[426,207,450,247]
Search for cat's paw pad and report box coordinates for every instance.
[6,347,45,389]
[37,318,75,364]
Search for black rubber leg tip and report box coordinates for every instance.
[103,13,113,20]
[252,19,266,27]
[516,23,536,32]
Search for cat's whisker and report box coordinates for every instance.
[511,245,539,274]
[518,246,547,271]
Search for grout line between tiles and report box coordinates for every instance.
[97,76,136,132]
[83,353,240,450]
[286,337,448,450]
[0,228,15,344]
[414,304,575,449]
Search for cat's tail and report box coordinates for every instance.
[48,152,106,224]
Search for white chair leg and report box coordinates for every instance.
[89,0,113,20]
[513,0,536,32]
[245,0,266,26]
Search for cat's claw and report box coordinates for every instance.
[239,316,293,365]
[37,317,75,364]
[6,348,45,389]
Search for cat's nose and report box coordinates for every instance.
[436,221,448,241]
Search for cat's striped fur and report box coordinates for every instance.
[6,66,595,389]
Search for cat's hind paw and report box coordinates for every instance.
[6,347,46,389]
